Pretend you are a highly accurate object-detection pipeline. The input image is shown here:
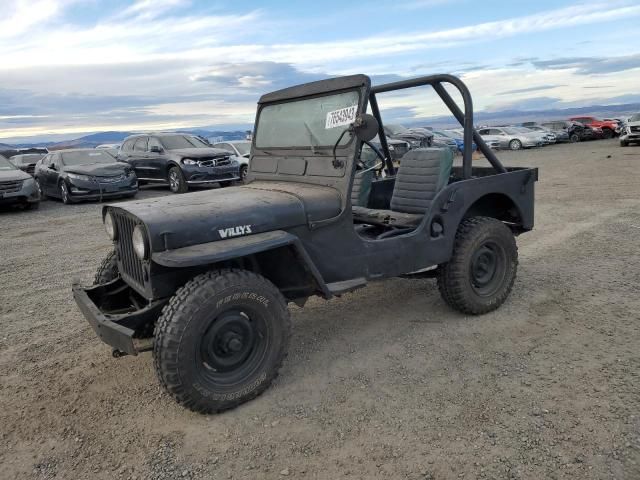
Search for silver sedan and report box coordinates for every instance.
[477,127,542,150]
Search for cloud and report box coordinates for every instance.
[498,85,566,96]
[531,54,640,75]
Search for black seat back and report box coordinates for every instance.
[390,148,454,214]
[351,147,379,207]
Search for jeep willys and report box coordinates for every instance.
[73,74,537,413]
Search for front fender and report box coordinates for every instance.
[151,230,331,298]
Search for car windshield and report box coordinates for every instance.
[12,154,43,164]
[232,142,251,155]
[629,114,640,122]
[160,135,209,150]
[0,156,18,170]
[503,128,523,135]
[61,150,115,165]
[255,90,360,149]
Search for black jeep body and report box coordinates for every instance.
[74,74,537,413]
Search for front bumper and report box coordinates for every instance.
[0,179,40,206]
[621,132,640,142]
[182,164,240,184]
[72,278,166,355]
[68,176,138,200]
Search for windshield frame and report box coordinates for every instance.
[253,88,362,151]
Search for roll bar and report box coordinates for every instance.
[369,74,507,179]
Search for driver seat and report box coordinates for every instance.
[352,148,453,227]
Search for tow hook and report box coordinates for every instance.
[112,349,128,358]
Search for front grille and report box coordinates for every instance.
[0,180,22,194]
[631,126,640,133]
[97,173,126,183]
[112,211,145,292]
[198,155,231,167]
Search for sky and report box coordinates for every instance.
[1,0,640,143]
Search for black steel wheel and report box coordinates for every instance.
[154,269,291,413]
[59,181,72,204]
[168,166,188,193]
[437,217,518,315]
[93,250,119,285]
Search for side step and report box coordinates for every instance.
[326,277,367,295]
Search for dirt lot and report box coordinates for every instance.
[1,139,639,480]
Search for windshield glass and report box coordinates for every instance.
[61,150,115,166]
[0,156,18,170]
[11,154,43,164]
[232,142,251,155]
[160,135,209,150]
[629,114,640,122]
[504,127,524,135]
[255,90,360,149]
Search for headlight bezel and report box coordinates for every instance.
[182,158,198,165]
[132,225,148,260]
[104,210,117,241]
[67,172,92,182]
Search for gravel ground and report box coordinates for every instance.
[1,139,639,480]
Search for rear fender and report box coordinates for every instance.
[152,230,331,300]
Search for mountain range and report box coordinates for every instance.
[1,102,639,149]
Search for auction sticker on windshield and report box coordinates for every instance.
[325,105,358,129]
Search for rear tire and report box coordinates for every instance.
[154,269,291,413]
[94,250,119,285]
[239,165,248,182]
[621,140,629,147]
[168,166,188,193]
[437,217,518,315]
[602,129,613,139]
[509,139,522,151]
[570,133,580,143]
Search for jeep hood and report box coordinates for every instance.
[110,181,341,252]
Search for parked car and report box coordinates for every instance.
[384,124,433,148]
[211,141,251,181]
[0,154,40,210]
[540,120,585,143]
[0,147,48,159]
[429,129,459,154]
[569,116,618,138]
[118,133,240,193]
[368,135,411,161]
[96,144,121,156]
[34,149,138,204]
[620,113,640,147]
[9,153,44,175]
[510,126,551,145]
[477,127,541,150]
[519,125,559,143]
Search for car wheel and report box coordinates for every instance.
[437,217,518,315]
[509,139,522,150]
[570,133,580,143]
[240,165,248,182]
[168,166,188,194]
[93,250,119,285]
[59,181,72,204]
[621,140,629,147]
[34,178,46,200]
[602,129,613,139]
[154,269,291,413]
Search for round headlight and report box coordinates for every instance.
[104,211,116,240]
[132,225,148,260]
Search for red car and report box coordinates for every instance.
[569,116,619,138]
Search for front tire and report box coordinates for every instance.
[154,269,291,413]
[602,129,613,139]
[621,140,629,147]
[437,217,518,315]
[59,181,72,204]
[570,133,580,143]
[509,139,522,151]
[168,166,188,193]
[239,165,248,182]
[94,250,119,284]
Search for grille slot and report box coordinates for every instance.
[113,211,145,291]
[631,126,640,133]
[0,180,22,194]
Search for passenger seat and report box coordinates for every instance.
[352,148,453,227]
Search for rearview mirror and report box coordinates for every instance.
[352,114,379,142]
[149,145,163,153]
